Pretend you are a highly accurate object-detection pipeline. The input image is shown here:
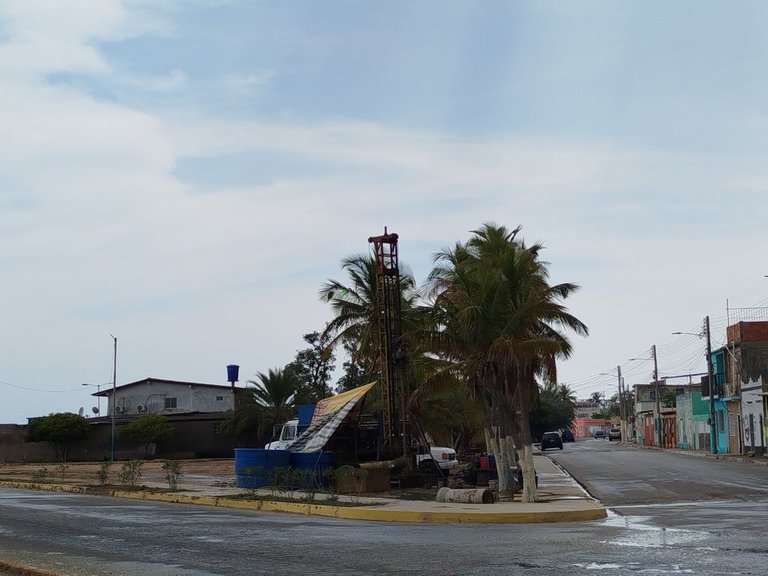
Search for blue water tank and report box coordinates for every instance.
[234,448,289,489]
[226,364,240,383]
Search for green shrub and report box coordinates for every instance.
[161,460,183,491]
[118,460,143,487]
[31,466,48,483]
[97,462,111,486]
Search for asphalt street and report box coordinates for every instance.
[2,440,768,575]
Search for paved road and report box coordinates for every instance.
[2,442,768,575]
[548,437,768,506]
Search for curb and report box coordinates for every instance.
[0,559,61,576]
[0,480,606,524]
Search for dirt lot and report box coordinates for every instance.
[0,459,235,488]
[0,458,449,500]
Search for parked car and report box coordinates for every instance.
[541,431,563,451]
[608,428,622,441]
[594,429,606,439]
[561,429,575,442]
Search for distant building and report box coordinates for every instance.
[92,377,235,418]
[575,400,600,419]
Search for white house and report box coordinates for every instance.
[93,378,235,417]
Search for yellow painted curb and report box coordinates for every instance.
[99,490,607,524]
[0,481,606,524]
[0,559,61,576]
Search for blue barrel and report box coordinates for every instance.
[289,451,333,485]
[234,448,290,489]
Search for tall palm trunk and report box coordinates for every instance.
[515,403,537,502]
[513,366,538,503]
[484,424,516,495]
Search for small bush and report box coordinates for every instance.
[269,466,304,499]
[56,463,69,480]
[332,466,369,504]
[31,466,48,483]
[118,460,143,488]
[161,460,183,491]
[97,462,111,486]
[239,466,264,497]
[296,468,318,503]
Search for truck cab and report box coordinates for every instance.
[265,419,299,450]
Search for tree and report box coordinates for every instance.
[247,368,298,441]
[25,412,90,462]
[335,334,367,393]
[284,331,336,401]
[120,414,174,458]
[590,392,605,420]
[530,382,577,440]
[427,223,588,502]
[319,253,419,381]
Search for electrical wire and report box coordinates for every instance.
[0,379,82,393]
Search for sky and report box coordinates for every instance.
[2,0,768,423]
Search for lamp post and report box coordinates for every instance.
[109,334,117,462]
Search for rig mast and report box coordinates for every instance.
[368,227,408,456]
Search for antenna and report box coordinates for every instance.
[92,407,100,415]
[78,407,84,417]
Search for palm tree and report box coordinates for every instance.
[427,223,588,501]
[319,253,418,370]
[247,368,299,440]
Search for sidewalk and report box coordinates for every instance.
[0,455,605,524]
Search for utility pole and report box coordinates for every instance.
[652,344,662,447]
[705,316,718,454]
[617,365,625,442]
[110,334,117,462]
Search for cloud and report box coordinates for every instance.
[0,0,130,76]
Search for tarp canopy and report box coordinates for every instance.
[288,382,376,454]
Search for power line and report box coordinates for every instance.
[0,379,82,393]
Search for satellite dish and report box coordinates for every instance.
[78,407,84,416]
[92,407,100,415]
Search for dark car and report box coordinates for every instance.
[541,431,563,451]
[561,429,575,442]
[594,429,606,439]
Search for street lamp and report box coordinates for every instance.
[109,334,118,461]
[81,382,108,416]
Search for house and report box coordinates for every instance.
[715,320,768,455]
[92,377,235,418]
[633,381,694,447]
[574,400,601,419]
[675,384,709,450]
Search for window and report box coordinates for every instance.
[164,397,177,410]
[216,396,224,401]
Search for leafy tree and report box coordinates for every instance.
[530,382,577,440]
[120,414,174,458]
[335,334,368,393]
[25,412,90,462]
[589,392,606,419]
[427,223,588,502]
[660,388,677,408]
[220,390,263,446]
[284,331,336,402]
[603,390,634,419]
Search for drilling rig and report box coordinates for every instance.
[367,227,410,461]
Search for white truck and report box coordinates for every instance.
[266,418,458,471]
